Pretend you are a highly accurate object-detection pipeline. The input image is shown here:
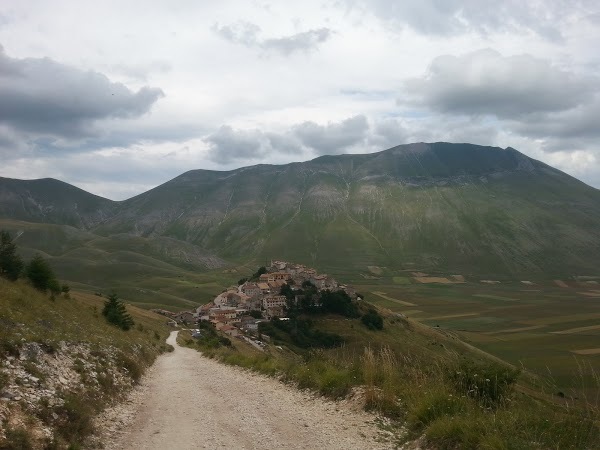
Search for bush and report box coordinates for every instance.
[448,359,519,407]
[320,290,360,317]
[361,309,384,330]
[408,390,470,430]
[0,427,33,450]
[25,254,60,294]
[0,370,8,390]
[102,293,134,331]
[424,415,489,450]
[259,318,343,349]
[116,352,143,383]
[0,230,23,281]
[54,393,94,443]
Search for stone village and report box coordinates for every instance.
[153,260,359,347]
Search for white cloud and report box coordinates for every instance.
[0,0,598,197]
[404,49,597,118]
[212,21,333,55]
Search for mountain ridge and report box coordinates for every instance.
[1,142,600,278]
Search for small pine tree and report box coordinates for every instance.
[0,230,24,281]
[102,293,134,331]
[25,254,60,294]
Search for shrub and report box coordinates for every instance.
[102,293,134,331]
[54,393,94,443]
[25,254,60,294]
[448,359,519,407]
[259,318,343,349]
[320,290,360,317]
[361,309,384,330]
[116,352,143,383]
[0,230,23,281]
[424,415,489,450]
[408,390,470,430]
[0,427,33,450]
[0,370,8,390]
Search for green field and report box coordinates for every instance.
[357,276,600,402]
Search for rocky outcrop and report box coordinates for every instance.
[0,340,146,448]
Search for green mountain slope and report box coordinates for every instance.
[0,176,118,228]
[2,142,600,278]
[96,142,600,277]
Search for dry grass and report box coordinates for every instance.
[370,291,416,307]
[413,277,454,284]
[571,348,600,355]
[551,324,600,335]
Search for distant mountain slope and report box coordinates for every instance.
[0,176,118,228]
[2,142,600,277]
[94,142,600,277]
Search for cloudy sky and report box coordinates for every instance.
[0,0,599,200]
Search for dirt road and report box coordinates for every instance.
[98,331,395,449]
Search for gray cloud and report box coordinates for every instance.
[0,45,164,137]
[368,118,409,150]
[404,49,597,118]
[212,22,332,55]
[510,95,600,151]
[294,115,369,154]
[212,21,260,47]
[205,116,372,163]
[204,125,305,164]
[205,126,269,163]
[344,0,593,40]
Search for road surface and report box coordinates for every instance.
[97,331,395,449]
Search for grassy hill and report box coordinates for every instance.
[0,277,172,448]
[180,295,599,449]
[0,219,232,310]
[1,142,600,299]
[83,143,600,277]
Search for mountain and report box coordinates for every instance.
[0,176,118,228]
[2,142,600,278]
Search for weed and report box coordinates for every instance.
[116,352,142,383]
[23,361,46,382]
[408,390,469,430]
[54,392,94,443]
[0,427,33,450]
[72,359,85,375]
[0,370,8,390]
[447,358,519,408]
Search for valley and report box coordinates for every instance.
[1,142,599,447]
[357,277,600,403]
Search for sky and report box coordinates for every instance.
[0,0,599,200]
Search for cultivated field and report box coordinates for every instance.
[354,274,600,403]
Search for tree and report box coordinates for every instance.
[248,310,262,319]
[25,254,60,294]
[102,293,134,331]
[0,230,23,281]
[250,266,267,281]
[320,290,359,317]
[361,309,384,330]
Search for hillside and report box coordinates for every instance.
[2,142,600,280]
[0,277,171,448]
[0,177,118,229]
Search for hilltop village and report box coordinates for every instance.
[155,261,360,341]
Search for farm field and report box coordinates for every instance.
[357,276,600,402]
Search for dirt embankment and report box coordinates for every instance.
[97,331,396,450]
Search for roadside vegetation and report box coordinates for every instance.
[182,280,599,449]
[0,231,171,449]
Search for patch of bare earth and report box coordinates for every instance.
[413,277,453,284]
[94,332,400,450]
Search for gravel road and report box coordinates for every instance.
[97,331,396,450]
